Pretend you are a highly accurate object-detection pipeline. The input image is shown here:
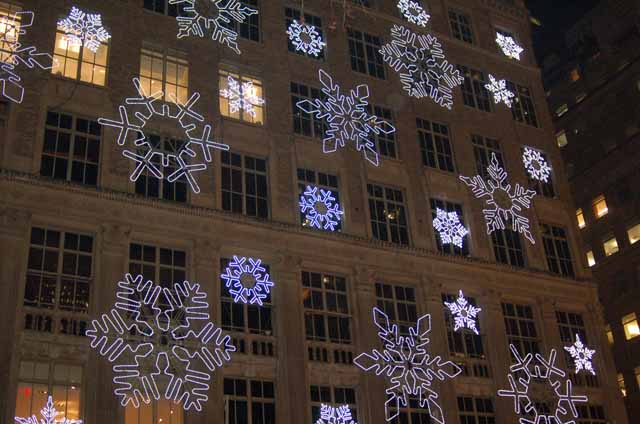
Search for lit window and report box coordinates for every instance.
[569,68,580,82]
[556,131,568,147]
[627,223,640,245]
[0,2,22,62]
[139,48,189,104]
[52,28,109,86]
[576,209,586,229]
[219,70,264,125]
[586,251,595,267]
[603,237,619,257]
[125,399,183,424]
[555,104,568,117]
[605,325,614,344]
[617,373,626,397]
[592,195,608,218]
[623,313,640,340]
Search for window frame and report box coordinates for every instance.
[310,385,357,423]
[491,229,526,268]
[471,135,503,180]
[448,9,475,44]
[430,199,469,256]
[139,46,190,104]
[417,118,456,173]
[502,302,541,356]
[375,282,418,336]
[507,81,539,128]
[220,150,270,219]
[591,195,608,219]
[128,242,187,285]
[458,65,492,112]
[366,104,397,159]
[223,378,276,424]
[541,224,574,277]
[366,182,410,246]
[219,69,265,125]
[285,7,325,60]
[291,81,327,139]
[622,312,640,340]
[52,27,109,86]
[124,399,184,424]
[346,27,385,79]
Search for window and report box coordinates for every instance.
[224,378,275,424]
[297,168,341,230]
[222,0,260,42]
[134,135,188,203]
[221,151,269,218]
[143,0,184,16]
[125,400,183,424]
[472,135,503,180]
[417,118,455,172]
[576,405,606,424]
[443,293,484,359]
[367,104,397,159]
[350,0,372,6]
[40,111,101,186]
[586,251,596,267]
[285,8,324,60]
[449,10,474,43]
[310,386,357,422]
[219,70,264,124]
[605,325,613,344]
[291,82,326,138]
[525,149,555,198]
[576,209,586,229]
[507,81,539,127]
[569,68,581,82]
[627,223,640,244]
[430,199,469,256]
[556,131,568,147]
[459,66,491,112]
[622,313,640,340]
[492,229,525,267]
[367,183,410,245]
[128,243,186,284]
[0,2,23,62]
[603,237,619,257]
[502,302,540,356]
[617,373,626,397]
[457,397,495,424]
[556,311,598,386]
[592,195,608,218]
[347,28,385,79]
[302,271,351,344]
[389,396,431,424]
[375,282,417,336]
[15,361,83,423]
[139,48,189,104]
[52,27,108,86]
[541,224,574,277]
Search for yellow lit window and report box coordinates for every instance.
[627,223,640,245]
[52,29,108,86]
[219,69,264,125]
[623,313,640,340]
[139,48,189,104]
[603,237,619,256]
[576,209,586,229]
[605,325,614,344]
[569,68,580,82]
[0,2,22,62]
[618,373,626,397]
[586,250,595,267]
[592,195,608,218]
[125,399,183,424]
[556,130,568,148]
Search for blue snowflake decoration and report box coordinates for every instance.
[299,185,344,232]
[220,256,274,306]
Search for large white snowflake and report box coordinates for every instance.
[169,0,258,54]
[485,74,515,108]
[498,345,588,424]
[296,69,396,167]
[57,6,111,53]
[564,335,596,376]
[354,307,462,423]
[433,208,468,249]
[299,185,344,231]
[522,147,552,183]
[316,404,357,424]
[397,0,430,27]
[460,152,537,244]
[15,395,82,424]
[220,256,274,306]
[87,274,235,411]
[444,290,481,335]
[496,33,524,60]
[287,20,325,57]
[98,78,229,194]
[379,25,463,110]
[220,75,264,117]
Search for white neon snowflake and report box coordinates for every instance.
[296,69,396,166]
[354,308,462,423]
[459,152,537,244]
[397,0,430,27]
[316,404,357,424]
[220,75,265,117]
[87,274,235,411]
[379,25,463,110]
[564,335,596,376]
[485,74,515,108]
[57,7,111,53]
[220,256,274,306]
[444,290,481,335]
[15,395,82,424]
[498,345,588,424]
[98,78,229,193]
[299,185,344,232]
[522,147,552,183]
[169,0,258,54]
[286,20,325,57]
[0,11,54,104]
[433,208,469,249]
[496,33,524,60]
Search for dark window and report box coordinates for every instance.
[388,395,432,423]
[143,0,184,16]
[223,378,275,424]
[502,302,540,356]
[557,311,599,387]
[134,135,187,203]
[375,282,417,336]
[367,183,410,245]
[350,0,372,7]
[417,118,455,172]
[128,243,186,285]
[285,8,324,60]
[291,82,327,138]
[302,271,351,344]
[221,151,269,219]
[457,397,496,424]
[449,10,474,43]
[310,386,357,422]
[347,28,385,79]
[221,0,260,42]
[576,405,606,424]
[542,224,574,277]
[297,168,341,231]
[430,199,469,256]
[525,148,555,197]
[367,104,396,158]
[492,229,525,267]
[443,293,484,359]
[459,65,491,112]
[507,81,539,127]
[472,135,503,180]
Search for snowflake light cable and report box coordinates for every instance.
[87,274,235,411]
[444,290,481,335]
[220,256,274,306]
[485,74,515,108]
[57,6,111,53]
[379,25,463,110]
[496,33,524,60]
[397,0,430,27]
[522,147,552,183]
[316,404,357,424]
[564,334,596,376]
[287,20,326,56]
[459,152,537,244]
[498,345,588,424]
[299,185,344,231]
[354,307,462,423]
[220,75,265,117]
[15,395,82,424]
[296,69,396,166]
[432,208,468,249]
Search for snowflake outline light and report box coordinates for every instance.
[286,20,326,57]
[354,307,462,423]
[397,0,430,27]
[220,256,274,306]
[15,395,82,424]
[432,208,469,249]
[496,33,524,60]
[564,335,596,376]
[299,185,344,231]
[459,152,537,244]
[220,75,265,117]
[444,290,481,335]
[57,6,111,53]
[316,404,357,424]
[522,147,552,183]
[485,74,515,108]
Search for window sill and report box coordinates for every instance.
[50,74,106,91]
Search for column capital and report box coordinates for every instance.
[100,223,131,255]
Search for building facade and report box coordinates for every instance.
[0,0,628,423]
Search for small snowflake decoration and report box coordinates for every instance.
[296,69,396,166]
[57,7,111,53]
[460,152,537,244]
[564,335,596,376]
[354,307,462,423]
[444,290,481,335]
[220,256,274,306]
[379,25,463,109]
[299,185,344,231]
[15,395,82,424]
[87,274,235,411]
[496,33,524,60]
[287,20,326,57]
[397,0,430,27]
[522,147,552,183]
[498,345,588,424]
[316,404,357,424]
[220,75,265,117]
[485,75,515,108]
[433,208,468,249]
[169,0,258,54]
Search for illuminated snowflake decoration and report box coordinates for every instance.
[296,69,396,166]
[316,404,357,424]
[460,152,537,244]
[299,185,344,231]
[379,25,463,109]
[57,7,111,53]
[86,274,235,411]
[498,345,588,424]
[169,0,258,54]
[397,0,430,27]
[432,208,468,249]
[220,256,274,306]
[485,74,515,108]
[286,20,325,57]
[15,395,82,424]
[496,33,524,60]
[0,11,54,104]
[444,290,481,335]
[522,147,552,183]
[354,307,462,423]
[564,335,596,376]
[98,78,229,194]
[220,75,265,117]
